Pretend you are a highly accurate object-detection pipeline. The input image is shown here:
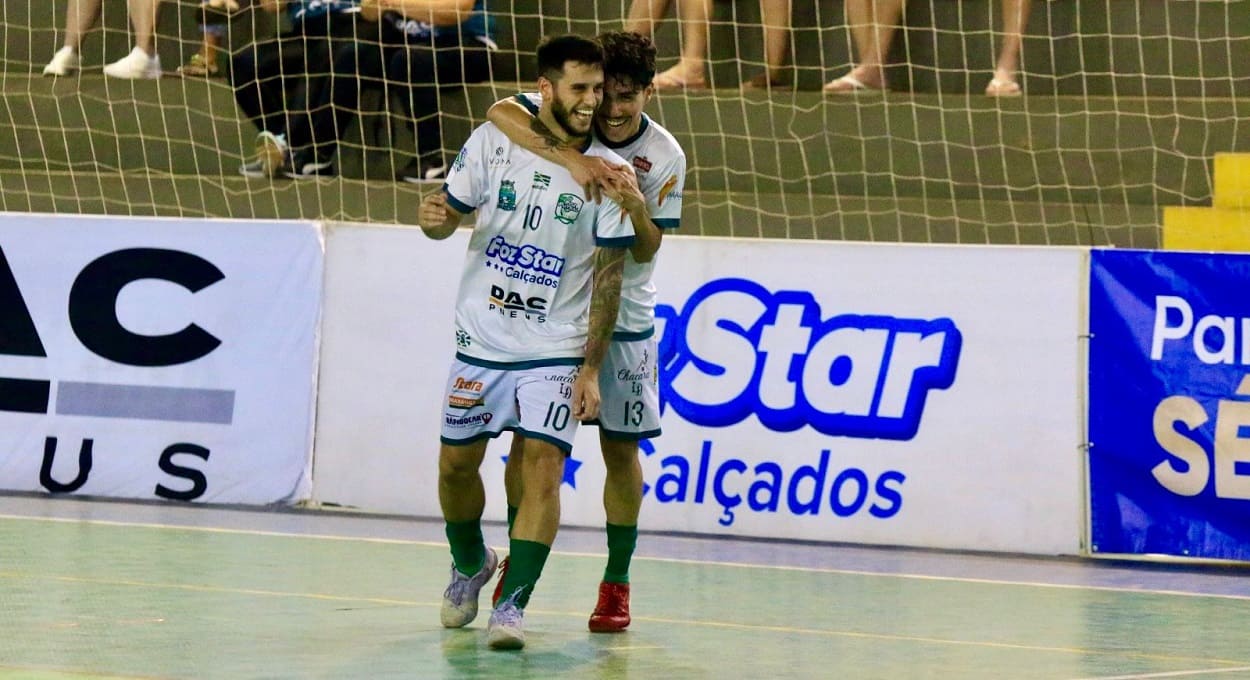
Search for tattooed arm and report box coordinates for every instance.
[486,97,619,202]
[572,245,626,421]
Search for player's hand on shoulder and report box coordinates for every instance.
[599,165,645,214]
[571,156,620,204]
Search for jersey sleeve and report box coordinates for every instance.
[514,92,542,115]
[594,198,636,248]
[442,125,492,214]
[647,148,686,230]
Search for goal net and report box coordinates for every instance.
[2,0,1247,247]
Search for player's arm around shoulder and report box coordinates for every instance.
[486,96,623,204]
[599,164,660,263]
[418,191,467,240]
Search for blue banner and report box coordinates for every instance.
[1089,249,1250,560]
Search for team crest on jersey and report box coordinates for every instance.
[632,155,652,173]
[497,180,517,211]
[554,193,584,224]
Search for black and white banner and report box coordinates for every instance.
[0,214,322,503]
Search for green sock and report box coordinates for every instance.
[497,539,550,609]
[603,523,638,584]
[444,519,485,577]
[506,505,519,538]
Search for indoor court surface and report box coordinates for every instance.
[1,495,1248,680]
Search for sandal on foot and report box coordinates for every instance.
[652,69,707,90]
[822,73,884,95]
[740,71,793,91]
[177,53,218,78]
[985,77,1021,97]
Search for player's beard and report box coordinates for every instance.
[550,96,591,139]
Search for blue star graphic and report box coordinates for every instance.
[562,457,583,488]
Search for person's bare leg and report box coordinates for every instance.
[825,0,904,92]
[126,0,161,56]
[511,441,564,546]
[986,0,1031,95]
[504,435,524,512]
[62,0,104,50]
[202,31,222,66]
[600,437,643,528]
[625,0,672,36]
[439,441,489,524]
[759,0,792,82]
[638,0,710,89]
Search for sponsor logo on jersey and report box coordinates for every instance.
[632,156,652,173]
[533,172,551,190]
[658,175,679,206]
[448,394,483,409]
[445,411,494,428]
[484,236,565,276]
[449,376,485,409]
[489,284,548,321]
[497,180,517,211]
[554,193,585,225]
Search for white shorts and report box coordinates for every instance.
[439,358,582,453]
[591,334,661,441]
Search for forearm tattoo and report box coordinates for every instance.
[529,116,566,151]
[585,247,626,370]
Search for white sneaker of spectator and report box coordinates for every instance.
[103,47,162,80]
[42,47,80,77]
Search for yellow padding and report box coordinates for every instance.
[1163,206,1250,252]
[1214,153,1250,210]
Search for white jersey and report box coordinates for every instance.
[519,93,686,338]
[443,121,635,368]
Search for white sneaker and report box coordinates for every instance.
[103,47,162,80]
[439,546,498,628]
[42,47,80,77]
[487,590,526,651]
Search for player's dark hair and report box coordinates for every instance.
[535,34,604,83]
[597,31,657,90]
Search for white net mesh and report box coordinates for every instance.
[1,0,1248,246]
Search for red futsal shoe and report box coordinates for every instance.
[588,581,631,632]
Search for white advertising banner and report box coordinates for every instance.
[313,223,459,512]
[314,228,1085,555]
[0,214,321,503]
[595,238,1085,554]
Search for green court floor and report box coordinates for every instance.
[1,497,1248,679]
